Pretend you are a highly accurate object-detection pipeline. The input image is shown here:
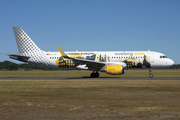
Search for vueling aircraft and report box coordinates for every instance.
[8,27,174,78]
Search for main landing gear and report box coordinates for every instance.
[149,68,153,78]
[90,72,99,78]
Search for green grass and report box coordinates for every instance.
[0,79,180,119]
[0,70,180,119]
[0,69,180,77]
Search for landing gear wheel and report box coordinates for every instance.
[91,73,95,78]
[90,72,99,78]
[95,73,99,77]
[149,74,153,78]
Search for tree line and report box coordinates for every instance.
[0,61,57,71]
[0,60,179,71]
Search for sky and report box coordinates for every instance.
[0,0,180,64]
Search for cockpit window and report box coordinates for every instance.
[160,56,168,58]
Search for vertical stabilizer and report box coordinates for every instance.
[13,27,41,56]
[12,27,50,66]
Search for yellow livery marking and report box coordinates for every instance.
[57,45,66,57]
[21,35,24,38]
[70,54,83,58]
[106,65,122,75]
[133,52,145,55]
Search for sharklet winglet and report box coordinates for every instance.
[56,45,68,58]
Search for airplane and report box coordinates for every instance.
[8,27,174,78]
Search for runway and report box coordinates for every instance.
[0,77,180,80]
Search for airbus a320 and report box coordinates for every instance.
[9,27,174,78]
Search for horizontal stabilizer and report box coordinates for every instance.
[8,54,30,62]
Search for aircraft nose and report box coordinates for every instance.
[171,59,174,65]
[169,59,174,66]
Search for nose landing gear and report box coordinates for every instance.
[149,68,153,78]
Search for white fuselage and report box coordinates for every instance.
[43,51,174,69]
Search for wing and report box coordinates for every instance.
[56,45,105,70]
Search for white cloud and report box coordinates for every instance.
[0,51,7,54]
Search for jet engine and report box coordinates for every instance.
[100,65,124,75]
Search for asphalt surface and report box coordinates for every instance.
[0,77,180,80]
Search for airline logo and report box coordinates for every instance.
[133,52,145,55]
[46,54,57,55]
[114,52,145,56]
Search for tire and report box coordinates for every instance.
[91,73,95,78]
[149,74,153,78]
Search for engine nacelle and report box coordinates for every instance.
[100,65,124,75]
